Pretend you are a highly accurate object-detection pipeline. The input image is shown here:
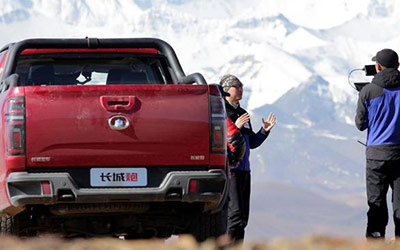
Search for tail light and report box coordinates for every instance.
[189,179,197,193]
[209,85,227,154]
[41,181,52,195]
[5,97,25,155]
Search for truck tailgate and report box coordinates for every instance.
[25,84,210,167]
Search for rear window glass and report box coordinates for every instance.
[15,53,173,86]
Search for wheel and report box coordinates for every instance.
[0,215,15,235]
[187,206,227,242]
[0,214,36,236]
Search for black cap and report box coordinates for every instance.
[372,48,399,68]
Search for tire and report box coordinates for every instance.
[0,214,36,236]
[188,206,227,242]
[0,215,15,235]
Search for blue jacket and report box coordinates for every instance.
[355,68,400,160]
[225,100,269,171]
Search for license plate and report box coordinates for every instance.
[90,168,147,187]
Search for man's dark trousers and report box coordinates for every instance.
[227,170,251,241]
[366,159,400,237]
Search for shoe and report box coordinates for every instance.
[366,231,384,239]
[371,232,382,238]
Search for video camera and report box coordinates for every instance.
[348,65,377,91]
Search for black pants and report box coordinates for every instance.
[227,170,251,242]
[366,159,400,237]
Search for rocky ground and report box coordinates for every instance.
[0,235,399,250]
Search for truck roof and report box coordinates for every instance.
[20,48,159,55]
[1,38,207,87]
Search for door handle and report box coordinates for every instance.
[100,96,137,112]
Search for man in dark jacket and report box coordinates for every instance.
[355,48,400,238]
[220,74,276,243]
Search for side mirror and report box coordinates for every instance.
[1,74,19,92]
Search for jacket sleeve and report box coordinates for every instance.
[355,90,368,131]
[249,127,269,149]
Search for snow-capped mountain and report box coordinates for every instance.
[1,0,400,238]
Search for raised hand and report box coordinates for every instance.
[235,113,250,129]
[262,113,277,132]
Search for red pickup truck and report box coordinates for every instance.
[0,38,228,240]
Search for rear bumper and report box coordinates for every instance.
[4,169,227,216]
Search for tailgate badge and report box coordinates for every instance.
[31,157,51,163]
[190,155,205,161]
[108,115,130,130]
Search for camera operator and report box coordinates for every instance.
[355,48,400,239]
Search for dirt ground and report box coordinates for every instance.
[0,235,399,250]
